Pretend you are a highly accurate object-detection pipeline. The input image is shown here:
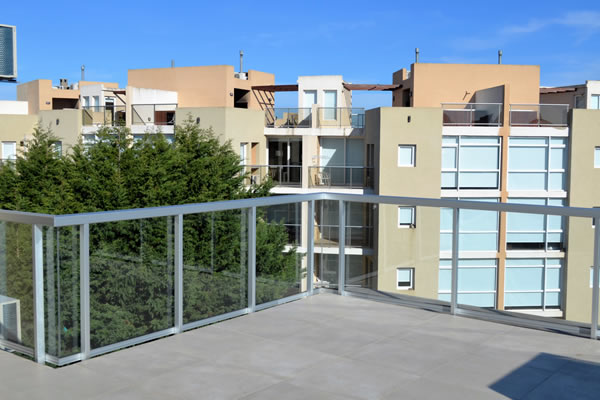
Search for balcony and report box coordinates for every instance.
[131,104,177,134]
[82,106,126,127]
[317,107,365,128]
[1,192,599,400]
[309,166,374,189]
[442,103,502,126]
[264,108,312,128]
[510,104,569,127]
[241,165,302,186]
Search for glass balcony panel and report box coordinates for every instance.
[442,103,501,126]
[44,226,80,358]
[510,104,568,127]
[89,217,174,349]
[256,202,306,305]
[183,210,248,324]
[0,222,34,350]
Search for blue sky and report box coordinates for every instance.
[1,0,599,109]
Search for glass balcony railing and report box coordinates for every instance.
[317,108,365,128]
[264,108,312,128]
[442,103,502,126]
[82,106,126,126]
[240,165,302,186]
[510,104,569,127]
[2,193,600,366]
[309,166,374,188]
[131,104,177,126]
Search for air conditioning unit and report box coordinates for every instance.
[0,295,21,343]
[234,72,248,80]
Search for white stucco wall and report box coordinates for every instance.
[297,76,351,109]
[0,101,28,115]
[126,86,178,126]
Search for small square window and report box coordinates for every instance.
[398,145,416,167]
[398,207,416,228]
[595,147,600,168]
[396,268,414,290]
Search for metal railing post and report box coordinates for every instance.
[307,200,315,295]
[80,223,90,360]
[338,200,346,295]
[32,224,45,364]
[451,208,460,315]
[248,207,256,311]
[591,217,600,339]
[174,215,183,333]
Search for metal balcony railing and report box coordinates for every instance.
[131,104,177,126]
[317,108,365,128]
[315,225,373,248]
[82,106,126,126]
[264,108,312,128]
[2,193,600,367]
[442,103,502,126]
[510,104,569,127]
[241,165,302,186]
[309,166,374,188]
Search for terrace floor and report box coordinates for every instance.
[2,293,600,399]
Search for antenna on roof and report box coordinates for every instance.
[415,48,420,63]
[81,65,85,81]
[498,50,502,64]
[240,50,244,73]
[171,59,175,68]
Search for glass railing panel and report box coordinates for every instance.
[266,108,312,128]
[344,204,448,307]
[442,103,502,126]
[309,167,371,188]
[510,104,568,127]
[44,226,80,358]
[256,202,306,305]
[89,217,174,350]
[183,210,248,323]
[267,165,302,186]
[0,222,34,350]
[132,105,155,125]
[317,108,365,128]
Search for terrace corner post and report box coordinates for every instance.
[248,207,256,311]
[450,208,459,315]
[338,200,346,295]
[32,224,45,364]
[591,217,600,340]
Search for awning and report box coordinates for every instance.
[342,83,402,91]
[251,84,299,92]
[539,86,579,94]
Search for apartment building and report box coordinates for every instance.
[541,80,600,110]
[2,61,599,324]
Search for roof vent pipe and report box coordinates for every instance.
[498,50,502,64]
[81,65,85,81]
[171,59,175,68]
[415,48,419,63]
[240,50,244,73]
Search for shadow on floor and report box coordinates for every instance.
[489,352,600,399]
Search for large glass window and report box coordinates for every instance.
[441,136,500,189]
[267,138,302,185]
[508,137,567,191]
[438,259,497,307]
[440,198,499,252]
[504,258,562,309]
[591,94,600,110]
[506,198,565,251]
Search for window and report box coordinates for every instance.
[240,142,248,164]
[591,95,600,110]
[396,268,414,290]
[398,145,415,167]
[506,198,565,251]
[508,137,567,191]
[323,90,337,120]
[438,259,497,307]
[440,198,499,252]
[441,136,500,189]
[595,147,600,168]
[2,142,16,161]
[92,96,100,112]
[505,258,562,309]
[53,141,62,157]
[82,96,89,108]
[575,95,585,109]
[398,207,415,227]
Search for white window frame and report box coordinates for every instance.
[594,147,600,168]
[504,258,562,310]
[441,136,501,190]
[507,136,567,192]
[2,141,17,161]
[398,145,416,167]
[396,268,414,290]
[506,197,565,252]
[398,206,416,228]
[438,259,498,306]
[591,94,600,110]
[240,142,248,165]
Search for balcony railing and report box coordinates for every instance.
[309,166,374,188]
[241,165,302,186]
[510,104,569,127]
[442,103,502,126]
[82,106,126,126]
[315,225,373,248]
[317,108,365,128]
[264,108,312,128]
[132,104,177,125]
[2,193,600,367]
